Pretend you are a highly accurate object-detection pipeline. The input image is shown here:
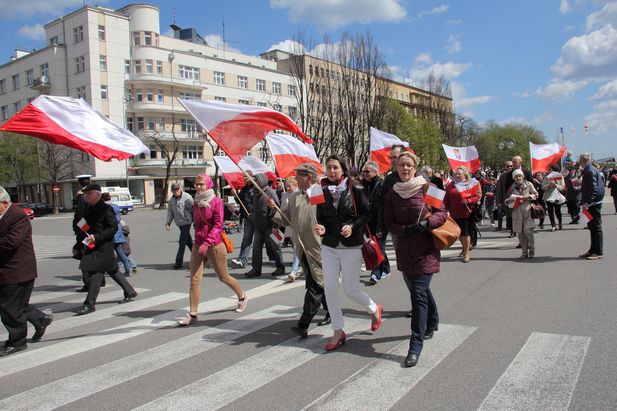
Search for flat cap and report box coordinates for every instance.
[83,183,101,192]
[293,163,319,176]
[170,182,181,190]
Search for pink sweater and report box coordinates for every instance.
[193,197,224,247]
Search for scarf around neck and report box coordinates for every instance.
[195,189,215,208]
[393,176,426,199]
[325,177,348,207]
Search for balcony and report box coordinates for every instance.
[126,73,207,90]
[31,75,51,92]
[132,157,211,170]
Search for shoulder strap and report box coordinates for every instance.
[350,186,373,237]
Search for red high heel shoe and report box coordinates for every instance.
[325,331,346,351]
[371,304,383,332]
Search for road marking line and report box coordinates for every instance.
[304,324,477,410]
[0,305,297,411]
[478,332,590,410]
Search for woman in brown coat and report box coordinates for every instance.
[385,152,447,367]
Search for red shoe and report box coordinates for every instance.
[371,304,383,332]
[325,331,346,351]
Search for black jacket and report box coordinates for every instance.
[238,184,254,218]
[251,174,279,231]
[580,163,605,205]
[362,176,383,234]
[0,204,37,285]
[317,182,369,248]
[74,200,119,273]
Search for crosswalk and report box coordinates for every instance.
[0,276,591,410]
[32,235,76,261]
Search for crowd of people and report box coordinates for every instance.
[0,149,614,368]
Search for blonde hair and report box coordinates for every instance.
[455,165,471,180]
[397,151,420,168]
[285,176,298,188]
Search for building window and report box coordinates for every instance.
[77,85,86,99]
[12,74,20,90]
[1,105,8,120]
[134,60,141,74]
[137,116,144,130]
[0,79,6,94]
[99,55,107,71]
[256,102,267,107]
[100,85,108,100]
[158,117,165,131]
[273,104,281,112]
[214,96,226,102]
[179,92,199,100]
[156,60,163,74]
[27,97,34,103]
[147,117,155,130]
[98,25,105,40]
[154,33,159,46]
[73,25,84,43]
[136,89,143,102]
[145,59,153,73]
[14,101,22,113]
[157,89,164,104]
[49,36,58,46]
[182,145,203,159]
[144,31,152,45]
[146,89,154,102]
[75,56,85,73]
[40,63,49,78]
[213,71,225,85]
[124,60,130,74]
[179,65,199,80]
[288,84,296,96]
[126,117,133,131]
[133,32,140,46]
[181,119,198,138]
[256,79,265,91]
[272,82,281,95]
[288,106,297,118]
[237,76,248,89]
[149,145,157,159]
[238,99,250,105]
[25,69,34,86]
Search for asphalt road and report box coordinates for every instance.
[1,198,616,410]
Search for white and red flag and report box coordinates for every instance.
[270,228,283,243]
[0,95,149,161]
[580,208,593,224]
[424,184,446,209]
[265,133,322,178]
[369,127,410,174]
[308,184,325,205]
[507,195,526,209]
[213,155,275,190]
[454,178,480,200]
[179,99,311,164]
[82,236,95,249]
[442,144,481,173]
[76,218,90,233]
[530,142,566,174]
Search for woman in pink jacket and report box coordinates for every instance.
[178,174,248,325]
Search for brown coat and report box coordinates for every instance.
[0,204,37,285]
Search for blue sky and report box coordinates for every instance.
[1,0,615,160]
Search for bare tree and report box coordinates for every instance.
[417,72,456,144]
[39,142,80,212]
[146,130,180,209]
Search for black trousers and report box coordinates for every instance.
[175,225,194,265]
[566,200,580,221]
[84,270,137,307]
[546,202,563,227]
[297,255,329,330]
[0,280,42,347]
[586,205,603,255]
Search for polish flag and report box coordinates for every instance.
[442,144,481,173]
[270,229,283,243]
[454,178,480,200]
[507,195,525,209]
[265,133,323,178]
[179,99,311,164]
[530,142,566,174]
[424,184,446,209]
[0,95,149,161]
[369,127,410,174]
[76,218,90,233]
[308,184,325,205]
[580,208,593,224]
[82,236,95,249]
[213,155,275,190]
[546,171,563,182]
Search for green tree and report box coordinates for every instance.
[0,132,38,201]
[475,122,547,170]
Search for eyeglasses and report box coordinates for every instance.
[361,170,372,174]
[195,183,205,187]
[506,165,513,168]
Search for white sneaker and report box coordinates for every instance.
[177,313,197,326]
[287,272,297,281]
[235,295,248,313]
[231,258,246,268]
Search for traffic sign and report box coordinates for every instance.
[53,185,59,193]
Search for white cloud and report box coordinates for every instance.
[593,99,617,110]
[446,19,462,26]
[583,110,617,134]
[267,39,305,54]
[534,79,588,101]
[0,0,106,19]
[589,79,617,99]
[17,24,45,41]
[450,82,492,110]
[410,61,471,83]
[585,2,617,31]
[500,112,553,126]
[204,34,241,53]
[416,4,449,19]
[270,0,406,30]
[551,24,617,79]
[413,53,432,64]
[560,0,571,15]
[446,34,461,54]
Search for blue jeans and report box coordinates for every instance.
[116,243,131,273]
[291,242,300,273]
[237,218,255,264]
[403,273,439,355]
[251,228,284,273]
[176,225,193,265]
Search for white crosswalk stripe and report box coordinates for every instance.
[32,235,75,261]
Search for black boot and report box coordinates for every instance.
[404,351,419,367]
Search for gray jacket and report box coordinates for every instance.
[166,191,194,227]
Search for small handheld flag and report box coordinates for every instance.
[270,229,283,243]
[424,184,445,209]
[580,209,593,224]
[77,218,90,233]
[308,185,325,205]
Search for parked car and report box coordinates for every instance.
[16,203,34,219]
[25,202,55,216]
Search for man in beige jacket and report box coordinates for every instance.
[267,163,330,337]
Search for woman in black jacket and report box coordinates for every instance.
[315,155,383,351]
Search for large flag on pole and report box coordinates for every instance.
[265,132,322,178]
[369,127,410,174]
[179,99,312,164]
[0,95,149,161]
[213,155,275,190]
[442,144,481,173]
[529,142,566,174]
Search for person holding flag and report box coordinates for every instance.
[444,166,481,263]
[267,163,331,338]
[506,170,538,259]
[578,153,605,260]
[542,165,566,231]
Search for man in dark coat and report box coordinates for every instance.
[73,184,137,315]
[0,186,53,356]
[578,153,605,260]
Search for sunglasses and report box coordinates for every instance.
[362,170,372,174]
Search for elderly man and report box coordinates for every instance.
[0,186,53,356]
[165,182,194,269]
[362,160,390,284]
[267,164,330,336]
[578,153,605,260]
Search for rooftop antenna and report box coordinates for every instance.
[221,18,241,56]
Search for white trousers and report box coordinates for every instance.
[321,245,378,331]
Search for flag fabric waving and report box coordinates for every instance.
[0,95,149,161]
[213,155,275,190]
[370,127,410,174]
[580,208,593,224]
[529,142,566,174]
[507,195,526,209]
[424,184,446,209]
[265,132,322,178]
[308,184,325,205]
[454,178,480,200]
[179,99,311,163]
[442,144,481,173]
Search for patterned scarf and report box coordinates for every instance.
[195,189,215,208]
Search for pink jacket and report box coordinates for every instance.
[193,198,224,247]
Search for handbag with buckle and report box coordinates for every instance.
[350,188,385,270]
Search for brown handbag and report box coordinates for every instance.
[429,213,461,250]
